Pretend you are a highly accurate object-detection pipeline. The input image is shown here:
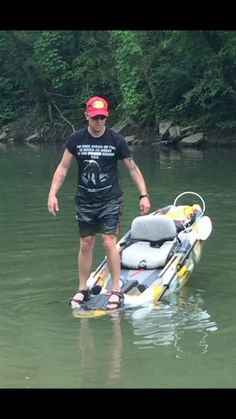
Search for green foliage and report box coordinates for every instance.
[1,30,236,136]
[143,31,236,128]
[71,31,119,117]
[33,31,74,90]
[109,31,148,121]
[0,104,16,125]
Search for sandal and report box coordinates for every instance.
[69,288,90,307]
[106,290,123,310]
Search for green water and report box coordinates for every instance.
[0,142,236,388]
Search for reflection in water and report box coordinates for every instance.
[0,140,41,154]
[126,287,218,358]
[78,313,123,387]
[0,141,7,152]
[76,287,217,387]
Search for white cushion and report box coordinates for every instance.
[130,214,176,242]
[121,240,174,269]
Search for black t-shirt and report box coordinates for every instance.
[65,127,132,205]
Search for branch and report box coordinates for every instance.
[43,88,75,132]
[45,91,75,98]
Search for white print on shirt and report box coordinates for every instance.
[76,144,116,159]
[76,144,115,189]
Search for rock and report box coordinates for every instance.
[0,132,7,140]
[179,132,205,146]
[159,121,173,140]
[25,133,40,142]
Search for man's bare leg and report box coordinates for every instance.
[102,234,122,309]
[70,236,95,307]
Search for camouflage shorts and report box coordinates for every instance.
[76,198,123,237]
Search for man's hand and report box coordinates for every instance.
[48,195,59,216]
[140,196,151,215]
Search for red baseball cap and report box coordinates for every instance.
[86,96,109,117]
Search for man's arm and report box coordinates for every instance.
[122,157,151,215]
[47,148,74,216]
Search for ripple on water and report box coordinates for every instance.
[125,288,218,357]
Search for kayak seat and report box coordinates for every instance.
[121,214,177,269]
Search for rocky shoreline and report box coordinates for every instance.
[1,114,236,148]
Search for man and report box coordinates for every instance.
[47,96,151,310]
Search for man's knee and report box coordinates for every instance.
[80,236,95,251]
[102,234,116,251]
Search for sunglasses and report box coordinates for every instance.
[91,115,107,120]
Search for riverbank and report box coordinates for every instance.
[1,113,236,147]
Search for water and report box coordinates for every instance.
[0,142,236,388]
